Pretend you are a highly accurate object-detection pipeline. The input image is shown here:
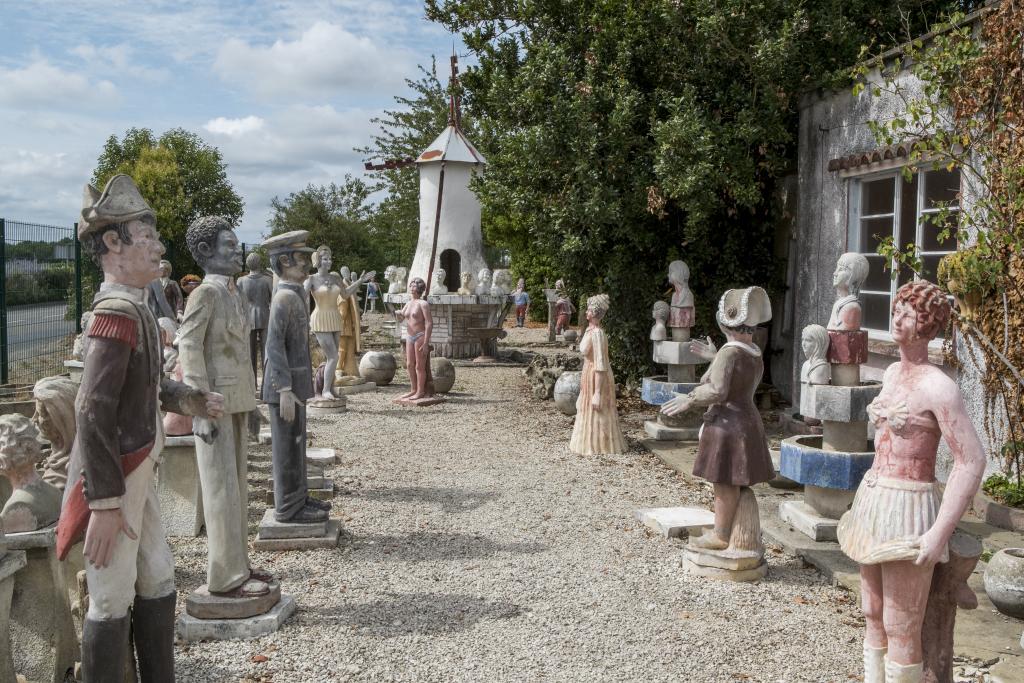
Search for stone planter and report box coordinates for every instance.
[563,329,578,343]
[984,548,1024,619]
[971,490,1024,533]
[359,351,397,386]
[553,371,581,416]
[430,357,456,394]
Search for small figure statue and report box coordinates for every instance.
[650,301,670,341]
[159,259,185,320]
[457,271,474,295]
[800,324,831,385]
[569,294,626,455]
[513,278,530,327]
[178,215,269,600]
[476,268,493,296]
[58,174,223,683]
[363,275,380,313]
[661,287,774,550]
[829,252,870,331]
[430,267,449,295]
[837,281,985,683]
[339,265,352,287]
[393,277,434,402]
[491,269,512,297]
[0,414,62,533]
[384,265,408,295]
[31,375,78,490]
[668,260,695,338]
[262,231,327,524]
[237,252,274,382]
[555,290,576,335]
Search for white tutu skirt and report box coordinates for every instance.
[837,471,949,565]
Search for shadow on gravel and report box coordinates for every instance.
[356,486,498,513]
[347,531,546,562]
[302,592,522,636]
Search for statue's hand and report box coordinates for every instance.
[84,508,137,569]
[660,393,692,416]
[204,391,225,419]
[914,529,947,567]
[193,417,219,445]
[279,389,301,423]
[690,337,717,360]
[360,270,376,284]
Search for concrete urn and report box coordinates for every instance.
[984,548,1024,619]
[563,329,578,343]
[553,371,582,416]
[359,351,397,385]
[430,357,456,393]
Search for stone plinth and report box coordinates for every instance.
[778,500,841,541]
[6,527,78,683]
[307,397,347,415]
[801,382,882,423]
[334,381,376,396]
[0,550,28,683]
[306,448,339,465]
[826,329,869,365]
[63,360,84,383]
[384,293,509,359]
[253,510,341,551]
[185,582,281,620]
[157,435,205,537]
[177,594,296,642]
[652,340,707,367]
[634,507,714,539]
[392,396,447,408]
[683,546,768,582]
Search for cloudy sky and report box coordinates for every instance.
[0,0,464,244]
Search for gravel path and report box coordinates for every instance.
[172,326,864,682]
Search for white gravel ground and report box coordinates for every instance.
[171,325,865,682]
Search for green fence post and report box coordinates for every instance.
[74,223,83,333]
[0,217,7,384]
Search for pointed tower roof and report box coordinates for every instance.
[416,53,487,165]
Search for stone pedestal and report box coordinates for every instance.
[6,527,78,683]
[307,396,347,415]
[0,549,28,683]
[177,594,296,642]
[185,582,282,620]
[253,510,342,551]
[306,447,339,466]
[62,360,84,384]
[334,381,377,396]
[634,507,714,539]
[157,435,205,537]
[682,488,766,582]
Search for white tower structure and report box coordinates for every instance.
[407,56,488,292]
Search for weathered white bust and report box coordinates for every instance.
[491,269,512,297]
[32,375,78,490]
[457,271,473,295]
[385,265,408,295]
[828,252,870,331]
[800,324,831,384]
[650,300,669,341]
[0,414,62,533]
[476,268,493,296]
[431,267,449,295]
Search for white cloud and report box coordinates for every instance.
[204,115,266,137]
[213,21,412,100]
[0,60,118,109]
[70,43,171,82]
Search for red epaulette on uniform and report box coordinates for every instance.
[87,313,138,347]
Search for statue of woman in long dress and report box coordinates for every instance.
[837,281,985,683]
[569,294,626,455]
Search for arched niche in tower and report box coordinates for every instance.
[440,249,461,292]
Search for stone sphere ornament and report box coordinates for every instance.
[563,329,578,343]
[983,548,1024,619]
[430,357,456,393]
[359,351,397,386]
[553,371,582,416]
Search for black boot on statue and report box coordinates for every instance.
[132,591,177,683]
[82,614,131,683]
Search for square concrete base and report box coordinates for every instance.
[334,382,376,395]
[177,593,296,642]
[634,507,714,539]
[683,553,768,582]
[253,519,342,551]
[779,500,839,542]
[307,447,339,465]
[264,486,333,505]
[256,509,326,539]
[185,582,282,620]
[643,420,699,441]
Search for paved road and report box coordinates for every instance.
[3,301,76,382]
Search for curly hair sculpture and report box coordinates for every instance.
[893,280,951,340]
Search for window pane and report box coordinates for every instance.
[861,292,892,332]
[861,177,896,215]
[920,254,944,284]
[863,254,892,292]
[923,168,960,208]
[919,210,959,251]
[858,216,894,252]
[896,261,914,287]
[898,173,919,249]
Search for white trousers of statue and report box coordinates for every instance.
[194,412,250,593]
[86,456,175,619]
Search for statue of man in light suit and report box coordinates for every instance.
[178,216,272,600]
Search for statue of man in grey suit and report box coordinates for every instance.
[237,252,273,383]
[262,231,329,524]
[178,216,271,599]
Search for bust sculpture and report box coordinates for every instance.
[799,324,831,385]
[668,260,695,337]
[385,265,408,294]
[650,301,670,341]
[837,281,985,683]
[829,252,870,331]
[0,414,62,533]
[431,267,449,295]
[457,271,473,295]
[491,269,512,297]
[476,268,493,296]
[32,375,78,490]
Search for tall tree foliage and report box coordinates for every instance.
[426,0,981,381]
[92,127,244,279]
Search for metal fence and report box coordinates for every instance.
[0,218,82,395]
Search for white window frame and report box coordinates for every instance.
[847,167,960,343]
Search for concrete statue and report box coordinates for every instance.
[393,277,437,404]
[800,324,831,385]
[828,252,870,331]
[475,268,493,297]
[650,301,670,342]
[385,265,408,295]
[668,260,695,336]
[237,252,273,382]
[159,260,184,320]
[513,278,530,327]
[555,289,576,336]
[569,294,626,455]
[491,269,512,297]
[363,275,380,313]
[457,271,473,295]
[32,375,78,491]
[0,414,61,533]
[431,267,449,295]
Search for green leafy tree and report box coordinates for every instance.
[267,176,383,277]
[91,127,244,279]
[425,0,981,381]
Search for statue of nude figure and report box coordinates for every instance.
[394,277,433,401]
